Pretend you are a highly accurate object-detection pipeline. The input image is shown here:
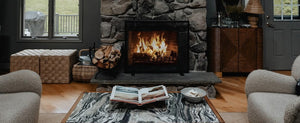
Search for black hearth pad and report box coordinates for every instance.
[91,72,221,85]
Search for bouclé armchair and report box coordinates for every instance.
[245,56,300,123]
[0,70,42,123]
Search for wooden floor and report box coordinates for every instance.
[40,82,98,113]
[40,71,291,113]
[211,76,248,112]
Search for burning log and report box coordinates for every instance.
[92,43,122,69]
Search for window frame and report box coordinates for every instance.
[18,0,83,42]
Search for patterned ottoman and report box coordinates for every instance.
[10,49,49,74]
[40,49,77,83]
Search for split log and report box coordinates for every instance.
[93,43,122,69]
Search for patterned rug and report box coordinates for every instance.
[65,92,219,123]
[38,112,248,123]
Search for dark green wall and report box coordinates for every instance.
[0,0,247,70]
[0,0,101,70]
[206,0,217,27]
[206,0,248,27]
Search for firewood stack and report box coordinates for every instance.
[92,43,122,69]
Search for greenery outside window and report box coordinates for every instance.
[274,0,300,21]
[20,0,82,41]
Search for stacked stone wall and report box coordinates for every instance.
[101,0,207,71]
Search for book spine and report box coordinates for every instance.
[110,86,117,100]
[162,85,169,97]
[138,89,142,104]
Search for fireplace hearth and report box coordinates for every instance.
[125,21,189,75]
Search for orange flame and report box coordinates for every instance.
[136,32,168,59]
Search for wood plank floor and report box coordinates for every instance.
[40,82,98,113]
[211,76,248,112]
[40,71,291,113]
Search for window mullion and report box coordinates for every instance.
[291,0,293,20]
[48,0,54,38]
[20,0,25,38]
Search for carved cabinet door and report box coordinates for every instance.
[238,28,257,72]
[220,28,239,72]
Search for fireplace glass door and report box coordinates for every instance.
[128,31,178,66]
[125,21,189,74]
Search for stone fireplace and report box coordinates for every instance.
[101,0,207,71]
[125,20,189,74]
[94,0,219,96]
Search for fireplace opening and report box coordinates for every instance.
[125,21,189,75]
[128,31,178,65]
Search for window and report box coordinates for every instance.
[21,0,81,41]
[274,0,300,21]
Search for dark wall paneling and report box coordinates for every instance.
[0,0,101,70]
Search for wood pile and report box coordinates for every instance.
[92,44,122,69]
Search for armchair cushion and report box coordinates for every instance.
[0,70,42,96]
[245,69,297,96]
[0,70,42,123]
[248,92,297,123]
[0,92,40,123]
[285,98,300,123]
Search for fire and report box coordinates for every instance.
[136,32,168,59]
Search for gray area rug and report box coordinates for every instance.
[66,93,219,123]
[38,112,248,123]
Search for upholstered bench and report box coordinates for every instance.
[10,49,77,83]
[40,49,76,83]
[10,49,49,74]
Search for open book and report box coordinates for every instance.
[110,85,169,106]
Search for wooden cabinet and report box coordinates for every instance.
[208,28,263,73]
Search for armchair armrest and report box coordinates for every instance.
[285,98,300,123]
[0,70,42,96]
[245,69,297,96]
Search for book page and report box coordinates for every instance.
[139,85,169,104]
[110,85,169,106]
[111,86,139,104]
